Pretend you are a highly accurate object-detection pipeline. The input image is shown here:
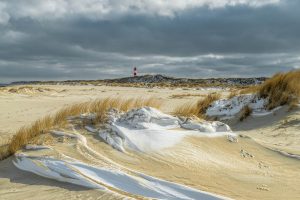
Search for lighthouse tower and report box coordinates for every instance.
[133,67,137,77]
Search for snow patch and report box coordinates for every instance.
[206,94,272,118]
[99,107,236,152]
[117,107,179,129]
[99,129,125,152]
[13,154,226,200]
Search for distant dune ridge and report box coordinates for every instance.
[10,74,266,87]
[104,74,266,85]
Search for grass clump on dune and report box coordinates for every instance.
[173,101,199,117]
[174,70,300,121]
[258,70,300,110]
[0,146,10,160]
[9,115,54,154]
[0,138,11,160]
[239,105,252,121]
[2,97,161,160]
[229,70,300,110]
[174,93,220,118]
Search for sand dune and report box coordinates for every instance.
[0,84,299,200]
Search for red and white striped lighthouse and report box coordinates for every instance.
[133,67,137,77]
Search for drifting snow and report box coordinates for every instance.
[206,94,273,119]
[97,107,236,152]
[14,153,226,200]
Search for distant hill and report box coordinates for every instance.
[0,83,9,87]
[104,74,180,83]
[10,74,267,87]
[104,74,266,86]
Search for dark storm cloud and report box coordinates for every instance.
[0,0,299,82]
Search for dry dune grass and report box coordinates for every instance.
[227,90,239,99]
[173,101,199,117]
[0,138,11,160]
[228,70,300,110]
[239,105,252,121]
[238,85,260,95]
[2,97,161,160]
[0,145,10,160]
[174,93,220,118]
[196,93,221,116]
[175,70,300,121]
[9,115,58,154]
[258,70,300,109]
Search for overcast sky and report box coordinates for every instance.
[0,0,300,82]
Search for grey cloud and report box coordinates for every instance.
[0,0,299,82]
[0,0,280,21]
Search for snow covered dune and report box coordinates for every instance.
[12,107,236,199]
[98,107,236,152]
[206,94,282,119]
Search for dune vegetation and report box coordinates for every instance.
[175,70,300,119]
[239,105,252,121]
[0,137,11,160]
[236,70,300,109]
[174,93,220,118]
[258,70,300,109]
[0,97,161,160]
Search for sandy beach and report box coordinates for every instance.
[0,85,203,136]
[0,84,299,200]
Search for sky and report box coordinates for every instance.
[0,0,300,82]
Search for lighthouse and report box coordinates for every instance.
[133,67,137,77]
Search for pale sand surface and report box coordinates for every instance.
[0,85,213,137]
[233,106,300,156]
[0,84,299,200]
[87,135,300,200]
